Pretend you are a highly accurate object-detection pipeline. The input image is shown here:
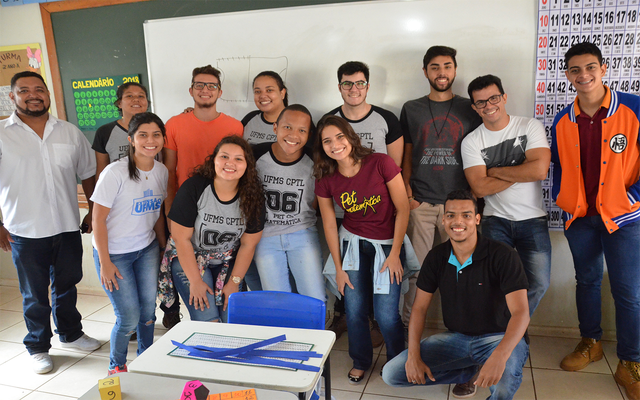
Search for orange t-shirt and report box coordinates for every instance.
[165,112,243,189]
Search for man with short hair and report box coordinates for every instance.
[0,71,101,374]
[325,61,404,346]
[162,65,244,324]
[400,48,482,391]
[163,64,243,214]
[461,74,552,317]
[382,190,530,400]
[551,42,640,400]
[326,61,404,166]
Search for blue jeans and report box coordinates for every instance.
[93,240,160,369]
[243,260,263,292]
[564,216,640,362]
[11,232,84,355]
[171,257,228,322]
[254,227,326,302]
[382,331,529,400]
[481,216,552,315]
[343,240,405,370]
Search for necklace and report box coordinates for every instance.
[339,160,361,178]
[427,95,455,137]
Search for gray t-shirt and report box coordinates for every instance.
[401,95,482,204]
[92,120,129,162]
[254,143,317,237]
[326,105,403,153]
[242,110,277,145]
[168,174,265,254]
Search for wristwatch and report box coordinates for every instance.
[231,275,242,284]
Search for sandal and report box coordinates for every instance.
[348,368,365,384]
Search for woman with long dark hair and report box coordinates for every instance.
[315,115,417,383]
[163,135,265,321]
[92,112,168,375]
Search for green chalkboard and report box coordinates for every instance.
[50,0,364,143]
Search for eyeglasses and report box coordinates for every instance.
[339,80,368,90]
[473,94,503,109]
[192,82,220,91]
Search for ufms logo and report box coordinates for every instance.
[610,134,628,153]
[131,189,162,215]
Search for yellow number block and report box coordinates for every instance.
[98,376,122,400]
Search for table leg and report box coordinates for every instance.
[298,392,306,400]
[323,355,331,400]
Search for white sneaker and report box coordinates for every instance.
[32,352,53,374]
[61,334,101,351]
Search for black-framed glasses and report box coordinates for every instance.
[473,94,503,109]
[339,80,368,90]
[192,82,220,91]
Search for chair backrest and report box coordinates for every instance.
[227,291,326,330]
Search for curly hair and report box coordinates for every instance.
[313,115,373,180]
[192,136,264,226]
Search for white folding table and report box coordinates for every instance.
[128,321,335,399]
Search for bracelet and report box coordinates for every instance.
[408,196,414,201]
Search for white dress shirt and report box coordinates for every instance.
[0,112,96,238]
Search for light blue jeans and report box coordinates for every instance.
[93,240,160,369]
[171,257,228,323]
[382,331,529,400]
[254,227,326,302]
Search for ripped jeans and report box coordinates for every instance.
[93,240,160,369]
[171,257,228,323]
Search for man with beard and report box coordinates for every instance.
[400,46,482,398]
[0,71,100,374]
[163,65,243,215]
[161,65,242,328]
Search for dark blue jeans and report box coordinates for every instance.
[481,216,552,315]
[11,232,84,355]
[383,332,529,400]
[564,216,640,362]
[343,240,405,370]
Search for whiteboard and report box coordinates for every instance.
[143,0,536,124]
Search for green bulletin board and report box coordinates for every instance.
[71,74,140,130]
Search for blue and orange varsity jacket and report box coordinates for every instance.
[551,87,640,232]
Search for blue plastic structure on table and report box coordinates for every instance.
[227,291,330,400]
[227,291,326,330]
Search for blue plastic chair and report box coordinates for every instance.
[227,291,331,400]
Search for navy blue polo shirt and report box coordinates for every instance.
[417,233,528,336]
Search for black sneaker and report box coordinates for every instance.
[129,332,137,341]
[162,310,181,330]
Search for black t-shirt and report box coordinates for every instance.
[417,233,528,336]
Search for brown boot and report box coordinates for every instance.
[560,337,603,371]
[615,360,640,400]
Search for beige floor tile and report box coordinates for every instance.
[533,368,624,400]
[0,310,24,332]
[331,389,363,400]
[0,340,26,365]
[363,355,449,400]
[361,395,425,400]
[91,324,169,362]
[0,383,30,400]
[82,304,115,324]
[36,355,110,398]
[328,349,366,393]
[21,392,76,400]
[1,297,23,312]
[332,330,349,351]
[74,294,112,319]
[0,320,29,344]
[0,348,85,390]
[0,286,22,306]
[601,340,621,369]
[529,335,612,374]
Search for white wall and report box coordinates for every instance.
[0,2,619,339]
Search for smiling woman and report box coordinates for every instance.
[241,71,288,145]
[92,82,150,181]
